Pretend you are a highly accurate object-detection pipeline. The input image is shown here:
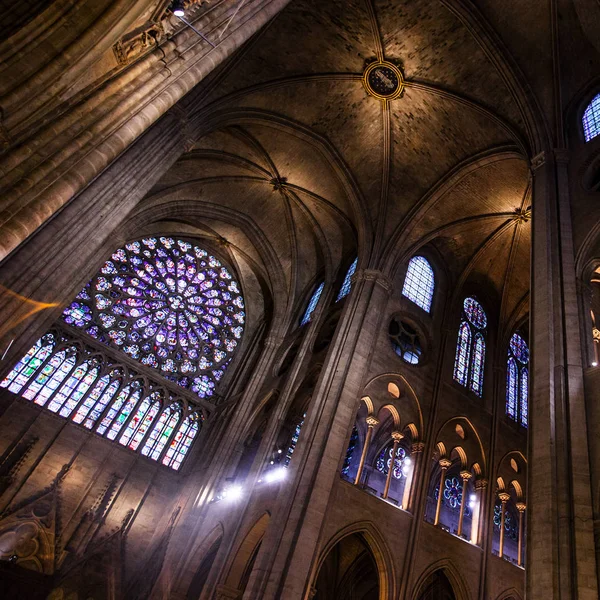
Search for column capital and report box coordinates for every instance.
[516,502,527,512]
[365,415,379,428]
[411,441,425,453]
[460,470,473,481]
[353,269,393,294]
[474,478,488,491]
[439,458,452,469]
[391,431,404,442]
[498,491,511,503]
[531,151,546,171]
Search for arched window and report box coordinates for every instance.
[453,297,487,397]
[47,359,100,415]
[300,282,324,326]
[583,93,600,142]
[402,256,434,312]
[336,258,358,302]
[141,403,182,460]
[506,332,529,427]
[163,412,202,470]
[1,333,55,394]
[119,391,161,451]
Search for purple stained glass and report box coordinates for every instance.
[453,322,471,386]
[583,93,600,142]
[60,237,245,397]
[402,256,434,312]
[469,333,485,397]
[506,357,518,419]
[507,331,529,427]
[464,297,487,329]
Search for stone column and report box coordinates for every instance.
[498,492,511,558]
[354,416,379,486]
[242,269,393,600]
[457,471,472,538]
[403,441,424,512]
[528,150,599,599]
[382,431,403,499]
[471,478,487,546]
[516,502,526,567]
[434,458,452,527]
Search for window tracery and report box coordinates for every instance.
[453,297,487,397]
[506,332,529,427]
[336,258,358,302]
[583,93,600,142]
[402,256,434,312]
[301,282,324,326]
[375,444,407,479]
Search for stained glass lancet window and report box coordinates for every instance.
[301,282,324,326]
[336,258,358,302]
[506,332,529,427]
[284,413,306,467]
[583,93,600,142]
[402,256,435,312]
[62,236,245,398]
[453,297,487,397]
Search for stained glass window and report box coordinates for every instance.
[583,93,600,142]
[493,502,518,540]
[336,258,358,302]
[284,413,306,467]
[1,333,203,470]
[163,412,201,470]
[402,256,434,312]
[61,237,245,398]
[453,297,487,396]
[375,444,406,479]
[300,282,324,326]
[341,425,359,477]
[506,332,529,427]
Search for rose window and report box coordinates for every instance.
[62,237,245,397]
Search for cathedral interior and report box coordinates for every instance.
[0,1,600,599]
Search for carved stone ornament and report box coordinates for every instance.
[113,21,167,66]
[365,415,379,428]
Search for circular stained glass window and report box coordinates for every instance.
[62,237,245,398]
[389,319,423,365]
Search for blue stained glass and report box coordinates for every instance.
[470,333,485,397]
[61,237,244,398]
[301,282,324,326]
[443,476,462,509]
[284,413,306,467]
[402,256,434,312]
[341,425,359,477]
[583,93,600,142]
[454,297,487,396]
[506,332,529,427]
[375,444,406,479]
[453,322,471,386]
[336,258,358,302]
[506,358,518,419]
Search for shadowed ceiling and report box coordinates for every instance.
[142,0,533,334]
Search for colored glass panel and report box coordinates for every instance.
[61,237,244,397]
[464,297,487,329]
[520,367,529,427]
[284,413,306,467]
[453,322,471,386]
[336,258,358,302]
[341,425,359,477]
[402,256,434,312]
[1,334,55,394]
[375,444,406,479]
[119,393,160,450]
[58,364,100,417]
[300,282,324,326]
[507,331,529,427]
[506,357,518,419]
[470,333,485,397]
[163,413,201,470]
[583,93,600,142]
[141,404,182,460]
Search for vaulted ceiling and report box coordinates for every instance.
[142,0,535,334]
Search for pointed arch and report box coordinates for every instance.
[411,559,472,600]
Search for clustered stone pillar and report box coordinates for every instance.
[382,431,403,500]
[470,478,487,545]
[516,502,526,567]
[498,491,511,558]
[354,415,378,486]
[457,470,472,538]
[434,458,452,526]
